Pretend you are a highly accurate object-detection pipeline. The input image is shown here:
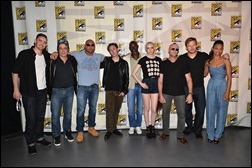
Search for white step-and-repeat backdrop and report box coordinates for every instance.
[12,1,251,132]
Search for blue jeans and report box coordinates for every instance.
[127,84,143,127]
[76,84,99,132]
[185,87,206,134]
[22,89,47,146]
[51,86,74,138]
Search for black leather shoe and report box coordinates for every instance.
[208,139,214,143]
[104,131,112,141]
[28,145,37,155]
[113,129,123,136]
[195,133,203,139]
[159,134,169,141]
[183,128,192,135]
[177,137,188,144]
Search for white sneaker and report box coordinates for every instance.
[128,127,135,135]
[135,127,142,135]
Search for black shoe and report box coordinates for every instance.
[113,129,123,136]
[195,133,203,139]
[150,125,156,138]
[183,129,192,135]
[28,145,37,155]
[208,139,214,143]
[104,131,112,141]
[37,138,51,147]
[54,136,61,147]
[65,131,74,142]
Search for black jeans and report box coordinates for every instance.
[22,89,47,146]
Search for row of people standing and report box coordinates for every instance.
[12,33,231,155]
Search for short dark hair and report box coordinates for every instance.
[185,37,197,46]
[36,33,47,40]
[107,43,118,52]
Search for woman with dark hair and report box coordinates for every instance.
[204,40,232,144]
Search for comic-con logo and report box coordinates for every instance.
[84,115,88,127]
[154,42,162,55]
[114,18,124,31]
[114,1,124,5]
[35,1,45,7]
[231,16,241,28]
[44,117,51,129]
[227,114,237,126]
[171,4,182,17]
[18,33,28,45]
[171,29,182,42]
[152,17,163,30]
[16,7,26,20]
[211,3,222,16]
[230,41,240,53]
[133,4,143,18]
[247,102,251,113]
[230,90,238,102]
[95,32,106,44]
[55,6,65,19]
[231,66,239,78]
[170,102,177,114]
[210,29,221,41]
[75,19,86,32]
[118,43,125,56]
[74,1,85,6]
[155,114,162,128]
[133,30,144,43]
[249,53,251,65]
[248,78,251,90]
[98,103,106,115]
[57,32,67,41]
[94,6,105,19]
[117,114,127,126]
[36,20,47,32]
[191,16,202,29]
[76,44,84,51]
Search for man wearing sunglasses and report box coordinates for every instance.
[158,43,193,144]
[51,39,104,142]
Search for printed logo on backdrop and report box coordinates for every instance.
[155,114,162,128]
[154,42,162,56]
[114,1,124,5]
[16,7,26,20]
[210,29,221,41]
[133,4,143,18]
[36,20,47,32]
[197,42,201,51]
[114,18,124,31]
[95,32,106,44]
[98,103,106,115]
[35,1,45,7]
[211,3,222,16]
[226,114,237,126]
[55,6,65,19]
[118,43,125,56]
[231,66,239,78]
[171,4,182,17]
[152,1,163,5]
[84,115,88,127]
[170,102,177,114]
[74,1,85,6]
[57,32,67,41]
[247,102,251,113]
[75,19,86,32]
[191,16,202,29]
[44,117,51,129]
[230,90,238,102]
[249,53,251,65]
[133,30,144,43]
[76,44,84,51]
[191,1,202,4]
[117,114,127,126]
[152,17,163,30]
[94,6,105,19]
[248,78,251,90]
[231,16,241,28]
[230,41,240,53]
[18,33,28,45]
[171,29,182,42]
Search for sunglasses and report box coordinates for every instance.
[171,48,179,51]
[86,44,95,47]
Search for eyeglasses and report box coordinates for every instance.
[86,44,95,47]
[171,48,179,51]
[16,98,23,112]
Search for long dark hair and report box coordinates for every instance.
[208,40,224,61]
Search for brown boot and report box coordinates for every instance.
[88,127,99,137]
[76,132,84,143]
